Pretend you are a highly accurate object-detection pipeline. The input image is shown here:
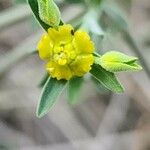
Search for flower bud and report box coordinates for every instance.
[97,51,142,72]
[37,0,61,27]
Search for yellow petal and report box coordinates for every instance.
[47,28,59,42]
[37,34,53,60]
[46,61,72,80]
[73,30,95,54]
[48,24,74,44]
[70,54,94,76]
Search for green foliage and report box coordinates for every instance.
[28,0,51,31]
[65,0,103,5]
[98,51,142,72]
[65,0,83,4]
[14,0,26,4]
[38,72,49,88]
[28,0,63,31]
[0,0,143,119]
[91,76,110,94]
[90,64,124,93]
[68,77,84,105]
[37,77,67,118]
[25,0,143,118]
[37,0,61,27]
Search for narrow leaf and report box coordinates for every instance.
[37,77,67,118]
[37,0,61,27]
[14,0,26,4]
[28,0,50,31]
[90,64,124,93]
[38,72,49,88]
[28,0,63,31]
[91,76,110,94]
[68,77,84,105]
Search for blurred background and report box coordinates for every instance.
[0,0,150,149]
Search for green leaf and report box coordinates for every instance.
[37,77,67,118]
[100,51,138,63]
[65,0,83,4]
[68,77,84,105]
[28,0,63,31]
[28,0,50,31]
[37,0,61,27]
[90,64,124,93]
[38,72,49,88]
[91,76,110,94]
[14,0,26,4]
[97,51,142,72]
[93,52,101,57]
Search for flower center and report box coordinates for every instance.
[53,43,76,66]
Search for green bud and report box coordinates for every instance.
[37,0,61,27]
[96,51,142,72]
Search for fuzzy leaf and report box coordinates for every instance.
[90,64,124,93]
[28,0,63,31]
[38,72,49,88]
[37,77,67,118]
[14,0,26,4]
[28,0,50,31]
[65,0,83,3]
[37,0,61,27]
[98,51,142,72]
[91,76,110,94]
[68,77,84,105]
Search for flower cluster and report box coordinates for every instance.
[38,24,95,80]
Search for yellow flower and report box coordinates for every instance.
[38,24,95,80]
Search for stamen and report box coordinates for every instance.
[47,68,54,72]
[58,58,67,65]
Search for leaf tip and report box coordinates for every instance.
[36,108,46,118]
[137,65,143,71]
[115,86,124,93]
[36,102,49,118]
